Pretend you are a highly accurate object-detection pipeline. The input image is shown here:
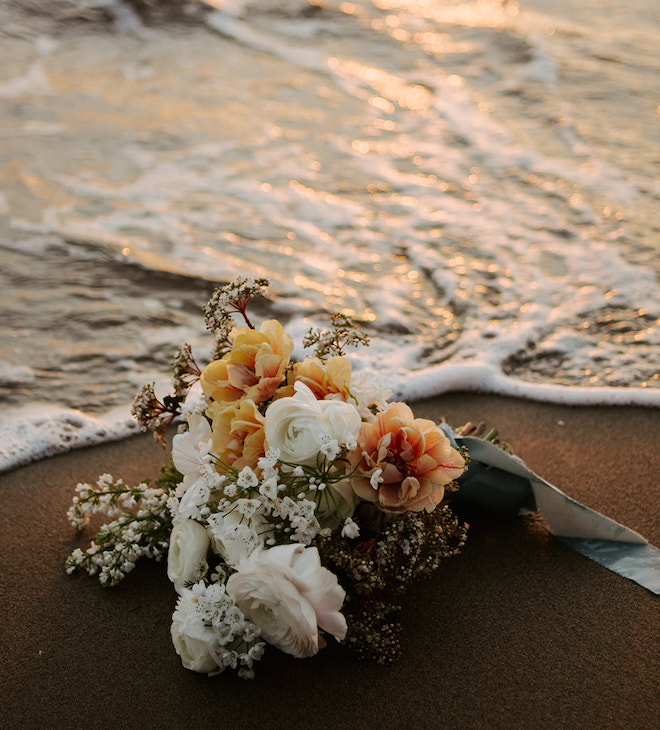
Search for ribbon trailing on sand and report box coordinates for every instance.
[442,427,660,595]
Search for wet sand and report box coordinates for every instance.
[1,393,658,729]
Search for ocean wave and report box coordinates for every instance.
[0,0,658,472]
[2,365,658,475]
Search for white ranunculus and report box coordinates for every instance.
[264,382,362,466]
[172,413,212,477]
[168,519,210,593]
[170,589,218,673]
[226,543,347,658]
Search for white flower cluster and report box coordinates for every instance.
[65,476,171,587]
[347,369,392,421]
[66,473,146,531]
[171,581,265,679]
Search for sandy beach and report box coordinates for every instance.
[1,393,658,729]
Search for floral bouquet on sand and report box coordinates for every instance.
[66,278,658,677]
[65,278,471,677]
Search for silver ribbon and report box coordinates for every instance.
[450,433,660,595]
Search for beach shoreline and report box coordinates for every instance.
[1,393,658,728]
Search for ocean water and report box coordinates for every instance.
[0,0,658,471]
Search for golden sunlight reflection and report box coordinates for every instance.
[371,0,518,27]
[327,57,433,111]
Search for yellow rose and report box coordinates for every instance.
[210,399,266,472]
[201,320,294,406]
[276,355,352,401]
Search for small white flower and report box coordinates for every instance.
[206,468,227,490]
[273,496,297,519]
[369,468,383,490]
[319,433,340,461]
[248,642,265,660]
[259,477,279,500]
[236,467,259,490]
[217,649,238,669]
[243,624,262,643]
[341,517,360,539]
[236,498,261,520]
[295,500,316,520]
[224,606,245,631]
[258,449,280,470]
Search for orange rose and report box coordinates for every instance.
[210,399,266,472]
[350,403,465,513]
[201,320,294,406]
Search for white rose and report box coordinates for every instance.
[168,519,210,593]
[170,589,218,674]
[264,382,362,466]
[226,543,347,658]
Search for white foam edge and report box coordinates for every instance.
[0,403,141,474]
[393,363,660,407]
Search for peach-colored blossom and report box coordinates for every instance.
[200,320,294,406]
[286,356,352,401]
[350,402,465,513]
[210,399,266,472]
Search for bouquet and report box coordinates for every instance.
[66,278,471,677]
[66,278,659,678]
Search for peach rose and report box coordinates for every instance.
[210,399,266,472]
[284,356,352,401]
[350,403,465,513]
[201,320,294,406]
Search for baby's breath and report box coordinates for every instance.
[203,277,270,355]
[131,384,182,447]
[303,312,370,360]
